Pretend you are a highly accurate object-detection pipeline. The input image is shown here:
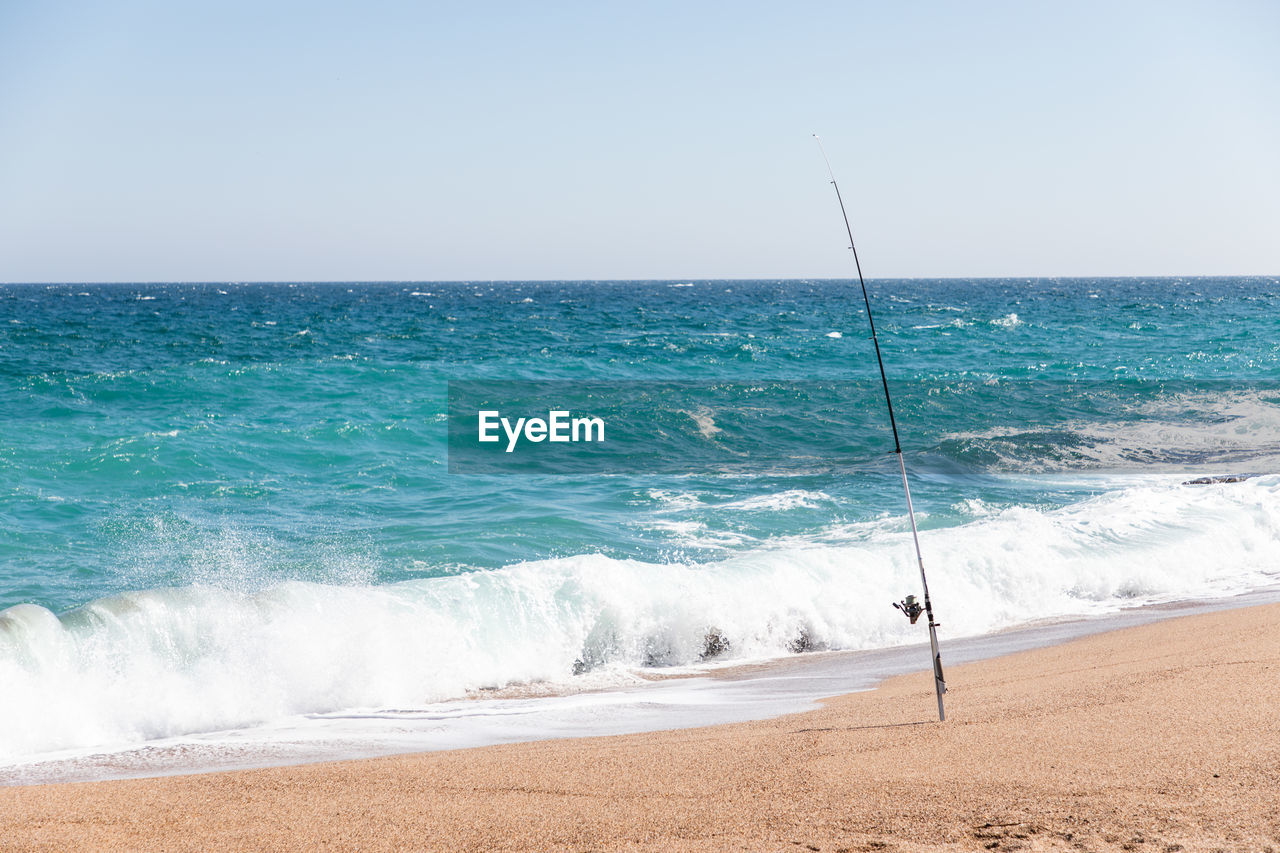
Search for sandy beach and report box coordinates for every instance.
[3,602,1278,852]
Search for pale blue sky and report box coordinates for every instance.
[2,1,1277,281]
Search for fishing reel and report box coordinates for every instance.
[893,594,924,625]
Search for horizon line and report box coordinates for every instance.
[3,273,1278,286]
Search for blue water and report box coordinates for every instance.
[2,278,1279,761]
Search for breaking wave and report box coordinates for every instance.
[2,475,1277,761]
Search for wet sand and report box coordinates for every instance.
[3,602,1278,851]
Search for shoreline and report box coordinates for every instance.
[3,598,1280,850]
[4,585,1279,788]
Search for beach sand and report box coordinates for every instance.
[3,603,1278,852]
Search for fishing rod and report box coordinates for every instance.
[813,134,946,722]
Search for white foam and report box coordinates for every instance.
[721,490,831,512]
[685,407,722,439]
[646,489,704,511]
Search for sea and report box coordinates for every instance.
[2,277,1279,778]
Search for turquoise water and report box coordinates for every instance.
[2,278,1279,760]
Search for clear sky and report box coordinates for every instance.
[2,1,1277,282]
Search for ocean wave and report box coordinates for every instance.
[1,476,1277,762]
[939,388,1280,473]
